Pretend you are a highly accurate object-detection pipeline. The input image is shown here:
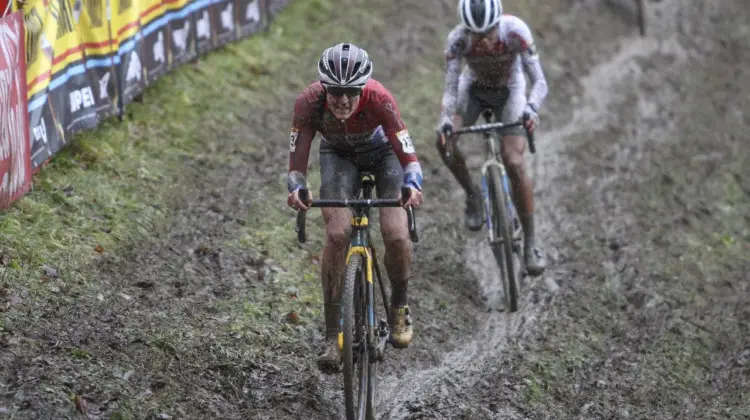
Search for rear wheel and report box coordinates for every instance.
[487,164,520,312]
[342,254,370,420]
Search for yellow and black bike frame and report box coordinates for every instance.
[294,173,418,419]
[295,172,418,360]
[338,213,377,353]
[336,173,395,358]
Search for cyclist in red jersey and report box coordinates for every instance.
[286,43,424,373]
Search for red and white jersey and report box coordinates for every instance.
[440,14,549,120]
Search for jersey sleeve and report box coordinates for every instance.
[287,88,319,192]
[507,18,548,110]
[371,83,423,191]
[440,25,469,121]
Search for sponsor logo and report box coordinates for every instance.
[289,128,299,152]
[153,31,165,62]
[197,10,211,39]
[69,86,95,112]
[126,51,142,81]
[220,4,234,30]
[396,129,414,154]
[99,72,110,99]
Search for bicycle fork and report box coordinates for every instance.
[370,246,390,362]
[339,245,387,362]
[500,168,523,247]
[480,160,514,242]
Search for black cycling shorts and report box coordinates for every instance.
[319,146,403,200]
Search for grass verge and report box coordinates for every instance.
[0,0,452,417]
[0,0,386,295]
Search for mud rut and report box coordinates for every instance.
[3,0,740,418]
[378,0,709,418]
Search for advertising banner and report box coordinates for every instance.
[0,11,32,207]
[165,0,197,66]
[78,0,119,120]
[111,0,146,108]
[140,0,168,84]
[21,0,68,169]
[235,0,261,39]
[2,0,293,205]
[48,0,100,136]
[212,0,235,48]
[192,0,214,54]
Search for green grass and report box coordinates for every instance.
[0,0,387,285]
[0,1,451,417]
[0,0,617,417]
[0,0,567,286]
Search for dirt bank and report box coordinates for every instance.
[1,0,747,418]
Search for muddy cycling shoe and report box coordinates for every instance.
[524,246,547,277]
[465,193,484,231]
[316,339,341,374]
[389,305,414,348]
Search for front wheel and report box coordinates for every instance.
[365,360,377,420]
[342,253,370,420]
[487,165,520,312]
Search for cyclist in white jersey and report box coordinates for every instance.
[436,0,548,276]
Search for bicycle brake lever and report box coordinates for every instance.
[400,186,419,243]
[298,187,309,203]
[407,206,419,243]
[439,132,456,165]
[296,187,308,243]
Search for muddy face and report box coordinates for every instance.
[326,91,361,120]
[469,26,499,52]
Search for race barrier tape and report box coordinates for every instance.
[0,0,287,209]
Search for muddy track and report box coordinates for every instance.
[0,1,481,418]
[2,0,747,418]
[376,0,654,416]
[379,0,750,418]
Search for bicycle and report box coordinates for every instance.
[294,173,418,420]
[441,110,535,313]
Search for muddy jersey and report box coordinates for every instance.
[440,14,548,121]
[287,79,423,192]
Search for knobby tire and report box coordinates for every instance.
[488,165,519,312]
[342,253,369,420]
[365,341,377,420]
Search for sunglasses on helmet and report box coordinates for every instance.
[324,85,363,98]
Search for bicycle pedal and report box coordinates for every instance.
[377,320,389,335]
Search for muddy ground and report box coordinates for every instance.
[1,0,748,418]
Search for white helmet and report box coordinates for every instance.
[458,0,503,33]
[317,43,373,88]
